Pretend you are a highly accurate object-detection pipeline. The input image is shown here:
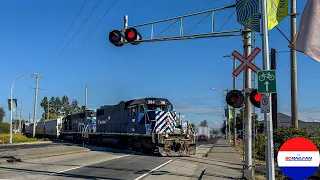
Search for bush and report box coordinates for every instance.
[255,127,320,177]
[0,122,10,134]
[0,134,37,144]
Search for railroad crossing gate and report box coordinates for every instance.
[258,70,277,94]
[232,47,261,77]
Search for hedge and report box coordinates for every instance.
[254,126,320,177]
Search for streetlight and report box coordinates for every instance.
[10,73,37,144]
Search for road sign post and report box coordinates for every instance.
[258,70,277,94]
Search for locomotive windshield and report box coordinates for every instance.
[146,104,173,111]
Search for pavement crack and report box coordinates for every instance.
[198,168,207,180]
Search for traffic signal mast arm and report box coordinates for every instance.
[109,4,242,46]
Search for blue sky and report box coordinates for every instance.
[0,0,318,129]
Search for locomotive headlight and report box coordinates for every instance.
[165,134,169,138]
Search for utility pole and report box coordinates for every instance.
[261,0,275,179]
[19,100,22,133]
[233,57,237,146]
[243,27,253,177]
[31,74,44,137]
[47,101,49,120]
[290,0,298,128]
[85,85,88,110]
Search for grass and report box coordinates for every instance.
[0,133,38,144]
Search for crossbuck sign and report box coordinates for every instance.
[232,47,262,77]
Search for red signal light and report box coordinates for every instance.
[128,31,135,39]
[250,89,262,108]
[109,30,124,47]
[254,93,262,102]
[124,27,142,45]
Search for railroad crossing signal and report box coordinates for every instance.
[109,27,142,47]
[250,89,262,108]
[226,90,244,108]
[232,47,262,77]
[258,70,277,94]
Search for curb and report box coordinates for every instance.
[0,141,53,146]
[0,149,90,165]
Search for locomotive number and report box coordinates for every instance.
[148,100,155,104]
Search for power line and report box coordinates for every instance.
[87,0,219,87]
[43,0,88,65]
[53,0,102,61]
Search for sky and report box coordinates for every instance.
[0,0,318,129]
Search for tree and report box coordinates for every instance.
[0,107,6,123]
[200,120,208,126]
[40,95,84,119]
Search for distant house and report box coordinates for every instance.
[277,112,320,133]
[258,112,320,134]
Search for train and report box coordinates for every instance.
[23,97,196,156]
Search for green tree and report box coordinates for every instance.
[54,97,62,116]
[200,120,208,126]
[0,107,6,123]
[61,95,70,115]
[70,99,81,114]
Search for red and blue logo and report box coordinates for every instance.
[277,137,320,179]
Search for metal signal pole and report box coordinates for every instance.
[261,0,275,179]
[243,28,253,177]
[85,85,88,110]
[290,0,298,128]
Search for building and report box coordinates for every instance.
[276,112,320,133]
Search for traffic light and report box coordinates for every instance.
[109,30,124,47]
[226,90,244,108]
[250,89,262,108]
[124,27,142,45]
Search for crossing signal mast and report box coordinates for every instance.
[108,3,257,179]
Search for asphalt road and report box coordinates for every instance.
[0,138,221,180]
[0,146,172,180]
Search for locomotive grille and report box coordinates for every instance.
[154,111,177,133]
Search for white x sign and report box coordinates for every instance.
[232,47,262,77]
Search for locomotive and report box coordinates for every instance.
[24,97,196,156]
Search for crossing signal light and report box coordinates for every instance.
[124,27,142,45]
[226,90,244,108]
[250,89,262,108]
[109,30,124,47]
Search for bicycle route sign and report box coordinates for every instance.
[258,70,277,94]
[232,47,262,77]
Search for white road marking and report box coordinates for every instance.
[48,154,131,176]
[134,159,173,180]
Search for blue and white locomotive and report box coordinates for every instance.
[24,97,196,156]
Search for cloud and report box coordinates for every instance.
[175,107,224,116]
[280,107,320,122]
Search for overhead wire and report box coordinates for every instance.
[47,0,142,86]
[45,0,102,67]
[43,0,88,65]
[86,0,218,88]
[67,1,192,88]
[95,1,233,88]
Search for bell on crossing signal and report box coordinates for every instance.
[109,30,124,47]
[250,89,262,108]
[226,90,244,108]
[124,27,142,45]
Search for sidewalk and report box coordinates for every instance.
[143,138,244,180]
